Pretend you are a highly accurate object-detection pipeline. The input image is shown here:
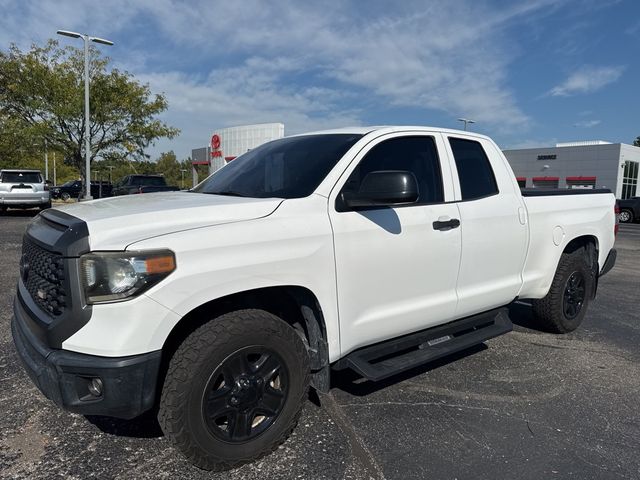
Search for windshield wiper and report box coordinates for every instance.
[207,190,249,197]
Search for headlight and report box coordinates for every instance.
[80,250,176,304]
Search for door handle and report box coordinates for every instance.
[432,218,460,231]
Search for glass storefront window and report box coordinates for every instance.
[622,161,639,199]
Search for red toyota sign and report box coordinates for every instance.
[211,134,221,150]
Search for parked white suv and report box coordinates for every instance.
[12,127,617,470]
[0,169,51,212]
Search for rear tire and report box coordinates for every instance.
[618,209,633,223]
[158,309,310,471]
[532,248,593,333]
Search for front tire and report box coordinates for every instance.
[158,309,310,471]
[532,248,594,333]
[61,192,71,201]
[618,209,634,223]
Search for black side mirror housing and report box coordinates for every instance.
[341,170,419,210]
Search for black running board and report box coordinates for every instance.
[336,308,512,382]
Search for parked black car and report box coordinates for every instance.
[618,197,640,223]
[112,175,179,196]
[52,180,112,201]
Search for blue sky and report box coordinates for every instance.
[1,0,638,160]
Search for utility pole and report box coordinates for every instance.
[53,152,57,186]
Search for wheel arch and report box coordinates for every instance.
[158,286,331,396]
[563,234,598,257]
[562,234,599,298]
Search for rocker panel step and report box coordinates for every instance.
[340,308,512,382]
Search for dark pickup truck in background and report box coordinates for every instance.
[112,174,180,196]
[618,197,640,223]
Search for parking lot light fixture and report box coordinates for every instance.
[457,118,476,131]
[56,29,114,201]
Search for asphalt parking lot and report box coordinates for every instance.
[1,210,639,480]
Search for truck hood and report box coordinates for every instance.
[56,192,283,250]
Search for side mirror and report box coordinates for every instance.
[342,170,419,210]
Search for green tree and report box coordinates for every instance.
[634,136,640,147]
[0,40,179,184]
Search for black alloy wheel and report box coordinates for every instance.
[158,309,310,470]
[618,209,633,223]
[202,347,289,443]
[563,271,585,320]
[532,247,593,333]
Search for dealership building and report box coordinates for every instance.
[503,141,640,199]
[190,123,285,185]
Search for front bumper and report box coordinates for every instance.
[12,297,162,419]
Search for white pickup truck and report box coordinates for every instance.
[12,127,617,470]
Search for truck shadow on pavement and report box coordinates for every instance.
[85,410,164,439]
[330,301,547,397]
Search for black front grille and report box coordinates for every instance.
[21,239,67,316]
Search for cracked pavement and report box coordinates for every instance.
[1,211,639,479]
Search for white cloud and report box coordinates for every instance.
[500,138,558,150]
[573,119,601,128]
[550,65,625,96]
[0,0,565,158]
[625,20,640,36]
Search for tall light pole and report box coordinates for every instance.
[106,165,115,183]
[33,141,48,180]
[180,169,187,189]
[44,139,48,181]
[57,30,113,201]
[457,118,476,131]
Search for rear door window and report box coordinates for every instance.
[448,138,498,200]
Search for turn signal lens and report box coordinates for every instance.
[145,255,176,274]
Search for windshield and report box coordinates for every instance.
[1,171,42,183]
[61,180,78,187]
[193,134,363,198]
